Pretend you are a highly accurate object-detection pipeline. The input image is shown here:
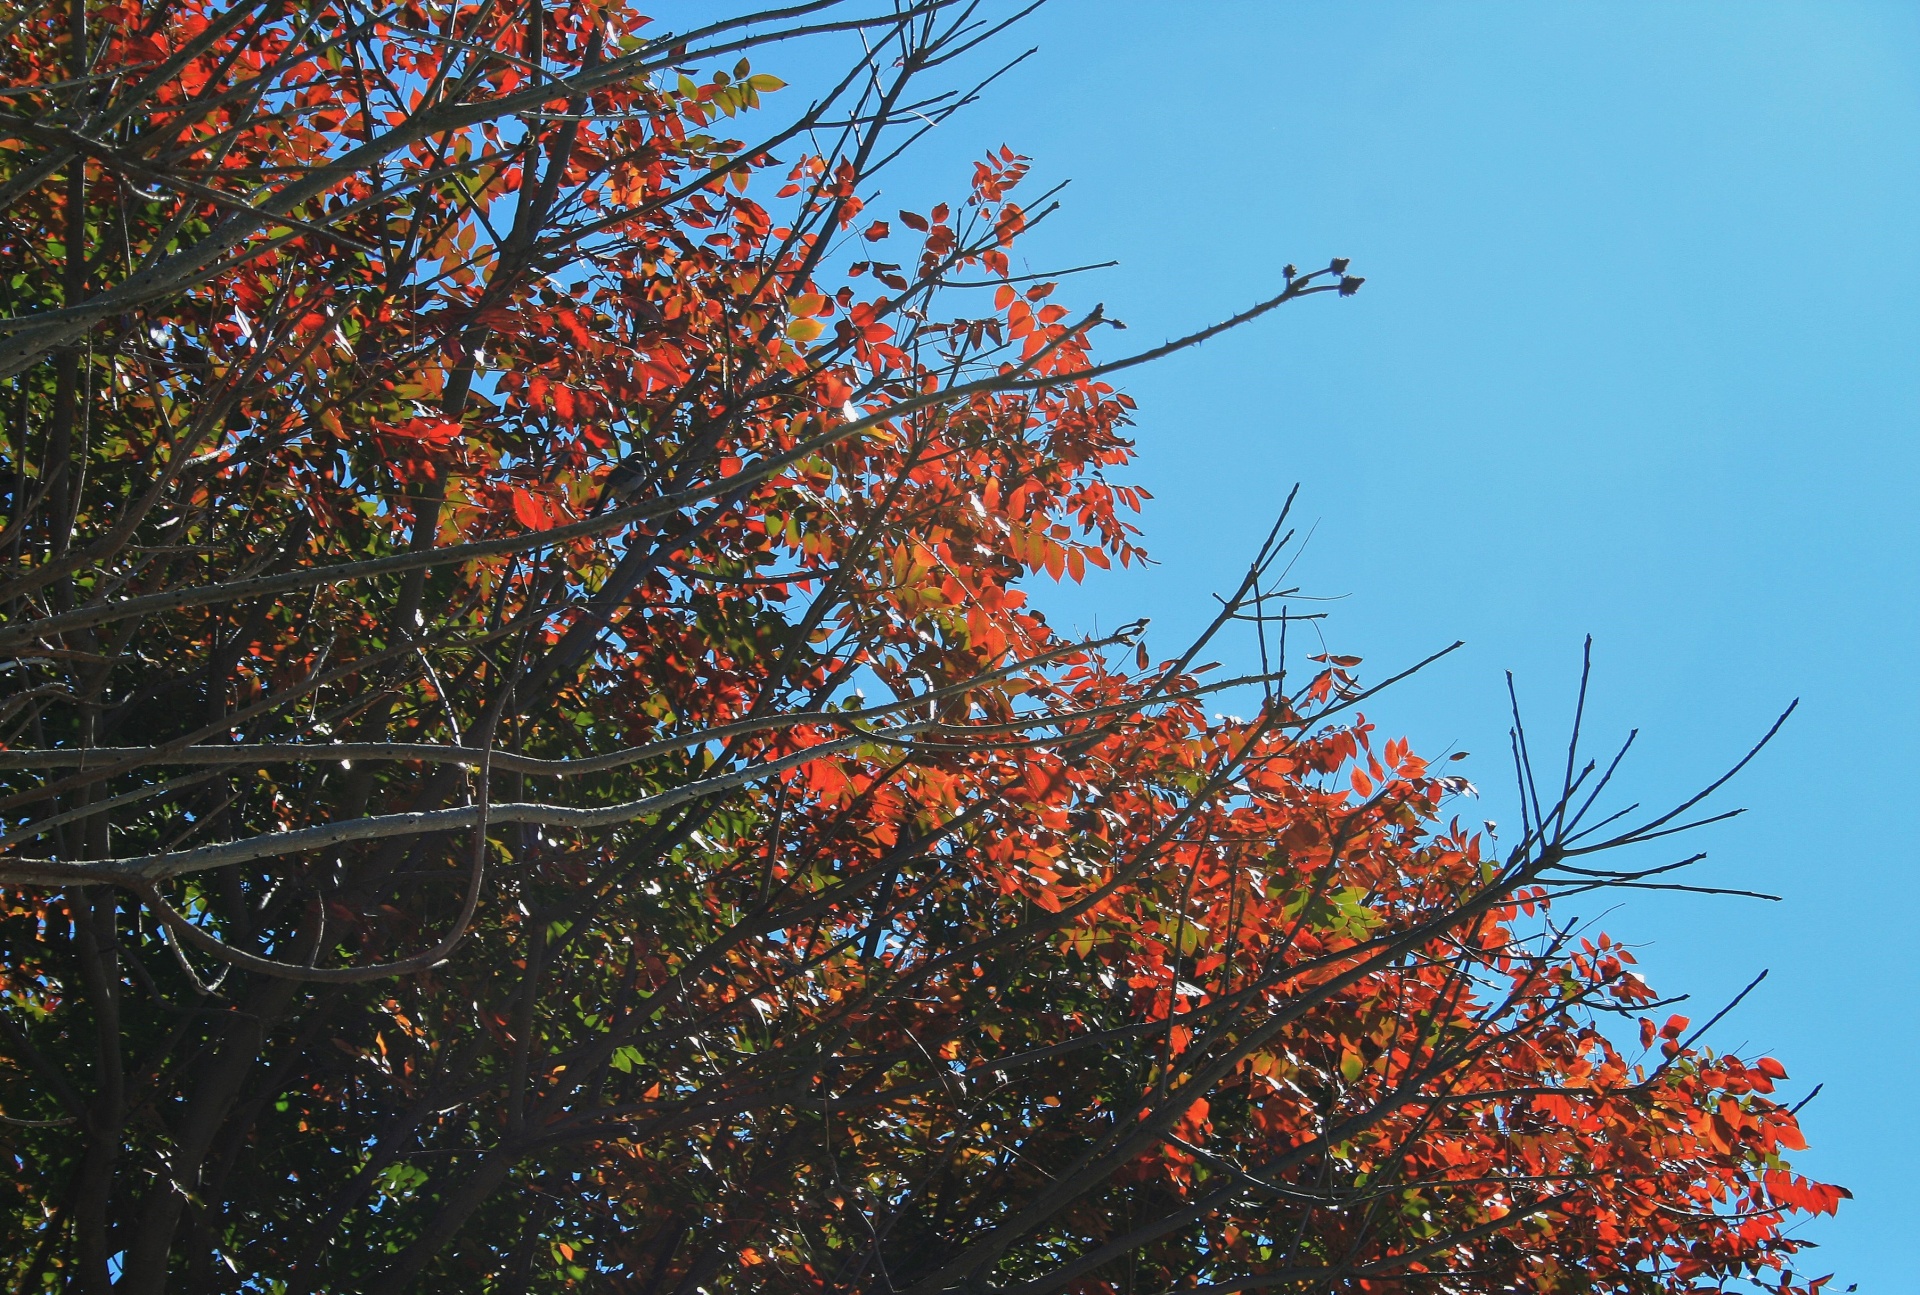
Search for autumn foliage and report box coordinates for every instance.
[0,1,1841,1291]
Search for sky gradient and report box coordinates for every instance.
[866,2,1918,1286]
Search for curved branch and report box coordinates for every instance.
[14,725,922,886]
[0,266,1352,652]
[0,623,1146,774]
[132,700,502,982]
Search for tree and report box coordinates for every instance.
[0,0,1842,1291]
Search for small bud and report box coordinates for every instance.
[1338,276,1365,297]
[1283,264,1297,281]
[1330,257,1351,275]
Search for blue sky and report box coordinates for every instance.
[862,1,1918,1286]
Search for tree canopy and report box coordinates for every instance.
[0,1,1842,1291]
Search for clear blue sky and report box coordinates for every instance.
[866,2,1916,1287]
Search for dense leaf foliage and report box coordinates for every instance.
[0,1,1840,1291]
